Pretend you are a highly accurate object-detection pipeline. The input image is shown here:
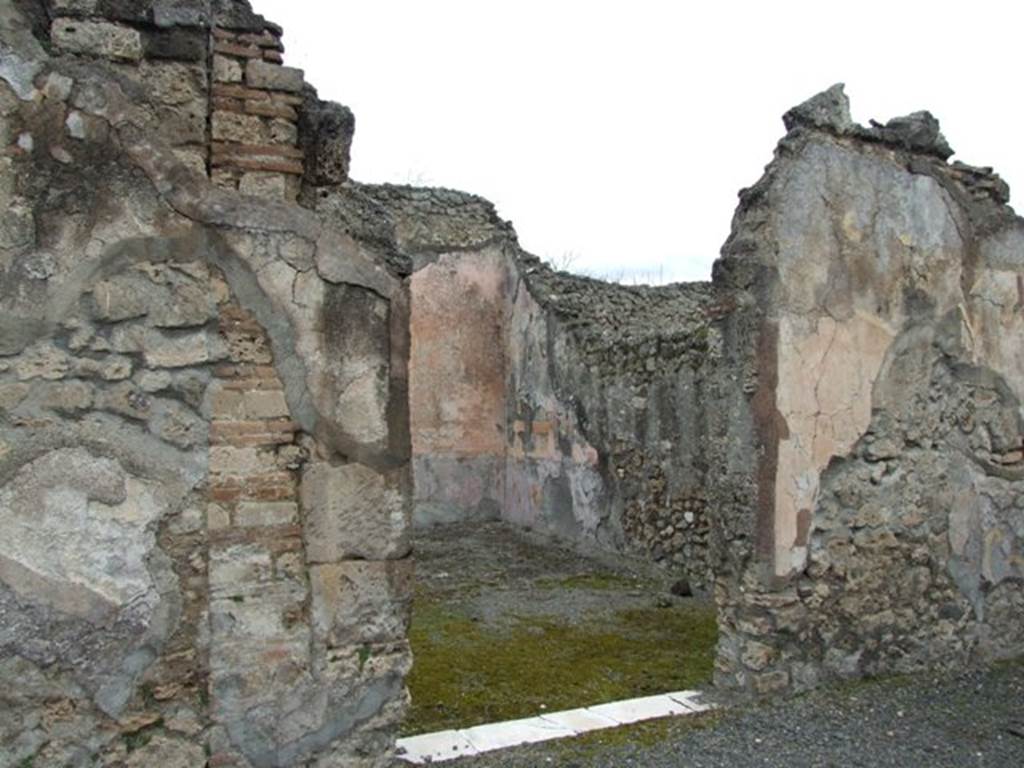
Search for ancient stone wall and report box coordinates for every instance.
[1,2,411,766]
[2,1,1022,764]
[404,232,719,588]
[504,260,718,588]
[709,86,1024,694]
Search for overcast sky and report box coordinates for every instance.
[255,0,1022,284]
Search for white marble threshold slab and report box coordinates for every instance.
[396,689,714,764]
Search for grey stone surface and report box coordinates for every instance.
[246,59,304,93]
[782,82,853,133]
[300,93,355,186]
[51,18,144,61]
[302,462,411,562]
[0,2,413,765]
[310,560,414,647]
[708,87,1023,695]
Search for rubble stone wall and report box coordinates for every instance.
[404,231,718,588]
[709,86,1024,694]
[502,260,718,588]
[1,2,410,766]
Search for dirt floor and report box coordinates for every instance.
[403,520,717,736]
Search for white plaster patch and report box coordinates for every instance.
[773,311,895,575]
[0,449,165,612]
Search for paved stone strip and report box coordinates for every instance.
[395,691,714,764]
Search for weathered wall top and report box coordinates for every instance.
[709,83,1023,694]
[514,254,717,381]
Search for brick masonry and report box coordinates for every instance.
[209,25,306,200]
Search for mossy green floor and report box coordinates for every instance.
[402,589,717,735]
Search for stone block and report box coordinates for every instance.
[14,344,69,381]
[300,100,354,186]
[239,171,288,199]
[213,54,243,83]
[74,355,132,381]
[235,501,298,528]
[211,111,267,144]
[143,329,213,368]
[207,503,231,530]
[301,463,410,563]
[242,390,290,419]
[51,19,143,62]
[154,101,208,146]
[0,382,30,410]
[149,284,216,329]
[209,542,275,597]
[143,29,207,61]
[209,585,307,640]
[137,369,172,393]
[211,387,245,417]
[138,61,206,107]
[268,117,297,145]
[245,60,304,93]
[153,0,210,29]
[209,445,277,477]
[90,276,152,321]
[97,381,151,421]
[42,380,94,412]
[310,560,413,647]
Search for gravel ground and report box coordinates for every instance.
[413,520,693,626]
[435,660,1024,768]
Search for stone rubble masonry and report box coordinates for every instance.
[405,238,717,588]
[48,0,213,170]
[706,85,1024,696]
[46,0,309,200]
[1,1,409,766]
